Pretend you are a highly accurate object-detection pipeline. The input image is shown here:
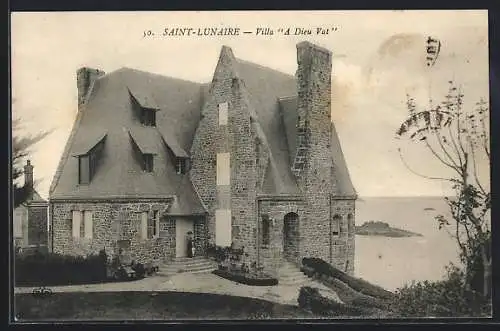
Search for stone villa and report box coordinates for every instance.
[48,41,357,275]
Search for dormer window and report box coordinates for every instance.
[127,88,159,127]
[175,157,188,174]
[73,132,107,185]
[141,108,156,127]
[129,129,157,173]
[143,154,154,172]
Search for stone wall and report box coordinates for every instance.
[257,198,306,275]
[330,198,355,275]
[27,204,48,246]
[190,46,260,261]
[51,200,178,264]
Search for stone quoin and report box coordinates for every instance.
[48,41,357,275]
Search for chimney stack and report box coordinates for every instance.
[24,159,34,199]
[291,41,333,181]
[77,67,105,110]
[295,41,332,127]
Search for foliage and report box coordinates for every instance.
[389,264,491,317]
[297,286,381,317]
[396,81,491,298]
[301,257,394,300]
[15,250,108,286]
[12,116,52,208]
[212,269,278,286]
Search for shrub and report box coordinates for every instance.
[298,286,374,317]
[389,265,491,317]
[132,263,146,279]
[213,269,278,286]
[302,257,394,300]
[15,251,109,286]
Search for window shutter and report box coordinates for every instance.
[216,153,230,186]
[154,211,160,237]
[141,212,148,240]
[84,211,93,239]
[72,211,81,238]
[218,102,228,125]
[215,209,231,246]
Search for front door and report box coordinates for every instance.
[176,218,194,257]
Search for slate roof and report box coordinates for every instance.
[50,68,205,202]
[50,45,356,213]
[233,59,300,195]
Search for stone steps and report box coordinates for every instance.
[278,261,311,286]
[158,257,217,276]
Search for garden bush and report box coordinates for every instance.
[389,265,491,317]
[15,250,108,286]
[213,269,278,286]
[298,286,376,317]
[302,257,394,300]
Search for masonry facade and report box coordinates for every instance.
[49,41,357,274]
[13,160,48,249]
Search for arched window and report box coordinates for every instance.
[332,214,341,236]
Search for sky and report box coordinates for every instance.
[10,10,490,199]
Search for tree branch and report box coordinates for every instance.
[433,129,460,169]
[397,148,456,182]
[424,139,462,177]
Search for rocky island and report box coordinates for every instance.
[355,221,423,237]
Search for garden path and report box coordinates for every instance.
[14,272,342,306]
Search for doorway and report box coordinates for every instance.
[176,218,194,257]
[283,212,299,260]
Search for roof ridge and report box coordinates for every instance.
[234,58,295,79]
[113,67,205,85]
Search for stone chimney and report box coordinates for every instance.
[24,159,34,199]
[77,67,105,110]
[291,41,333,179]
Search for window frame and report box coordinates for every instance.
[78,155,90,185]
[175,157,187,174]
[261,216,271,247]
[332,214,341,236]
[140,108,156,127]
[143,153,154,172]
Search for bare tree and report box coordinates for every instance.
[396,81,491,298]
[12,116,51,208]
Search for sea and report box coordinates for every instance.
[354,196,460,291]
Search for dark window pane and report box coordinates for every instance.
[262,217,270,245]
[143,154,154,172]
[141,109,156,127]
[79,155,90,184]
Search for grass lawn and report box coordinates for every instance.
[14,291,315,321]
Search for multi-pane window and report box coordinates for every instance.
[72,210,93,239]
[175,158,187,174]
[140,211,160,239]
[78,137,105,185]
[141,108,156,127]
[143,154,154,172]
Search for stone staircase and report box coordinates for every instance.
[157,256,217,277]
[278,260,311,286]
